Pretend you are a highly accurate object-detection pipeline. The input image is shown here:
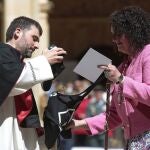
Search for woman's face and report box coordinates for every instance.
[111,26,131,55]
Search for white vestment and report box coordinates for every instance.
[0,56,53,150]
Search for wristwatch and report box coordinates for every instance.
[116,74,124,84]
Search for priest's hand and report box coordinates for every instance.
[43,47,67,64]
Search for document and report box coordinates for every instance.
[73,48,112,82]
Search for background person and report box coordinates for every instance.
[86,85,106,147]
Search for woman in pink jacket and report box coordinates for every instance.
[68,6,150,149]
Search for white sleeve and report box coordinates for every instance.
[8,56,54,96]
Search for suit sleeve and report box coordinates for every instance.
[122,48,150,106]
[85,96,122,135]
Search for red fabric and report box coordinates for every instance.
[108,130,113,137]
[73,97,90,135]
[14,90,44,136]
[14,89,33,125]
[36,127,44,136]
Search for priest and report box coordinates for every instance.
[0,16,66,150]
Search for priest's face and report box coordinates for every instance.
[16,25,40,58]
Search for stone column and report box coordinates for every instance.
[38,0,54,50]
[36,2,57,149]
[31,1,54,127]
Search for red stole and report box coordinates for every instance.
[14,89,33,125]
[14,89,44,136]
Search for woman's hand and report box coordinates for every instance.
[66,119,88,130]
[98,64,121,83]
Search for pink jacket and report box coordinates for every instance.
[85,44,150,139]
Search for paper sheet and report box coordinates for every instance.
[73,48,112,82]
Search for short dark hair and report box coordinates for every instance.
[6,16,43,42]
[110,6,150,54]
